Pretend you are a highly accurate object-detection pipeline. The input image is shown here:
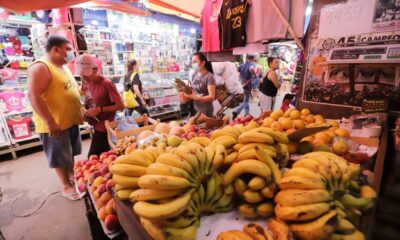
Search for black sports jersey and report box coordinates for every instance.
[219,0,250,50]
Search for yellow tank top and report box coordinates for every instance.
[32,59,83,133]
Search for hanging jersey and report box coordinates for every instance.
[219,0,250,50]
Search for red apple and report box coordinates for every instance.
[89,171,101,184]
[75,171,83,179]
[99,152,109,160]
[77,177,85,186]
[106,179,116,191]
[89,165,97,172]
[108,150,116,155]
[105,214,120,231]
[97,183,106,195]
[187,132,196,139]
[108,155,117,161]
[89,155,99,161]
[78,184,86,192]
[100,165,109,176]
[105,199,116,215]
[104,172,113,180]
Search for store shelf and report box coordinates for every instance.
[150,109,180,117]
[149,94,177,99]
[0,84,29,89]
[13,134,39,143]
[145,86,174,90]
[4,109,33,117]
[114,51,135,53]
[147,102,180,109]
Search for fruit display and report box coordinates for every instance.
[73,151,121,233]
[275,151,376,240]
[114,136,137,155]
[229,114,255,126]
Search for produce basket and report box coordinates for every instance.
[105,114,159,149]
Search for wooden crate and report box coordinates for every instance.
[105,115,159,148]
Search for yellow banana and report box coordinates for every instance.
[138,174,192,190]
[330,230,365,240]
[146,146,160,161]
[223,125,241,138]
[274,189,331,206]
[211,128,238,140]
[187,142,207,175]
[254,127,289,144]
[115,154,151,166]
[204,144,216,173]
[243,223,273,240]
[248,176,267,191]
[109,164,147,177]
[284,167,325,181]
[209,177,224,206]
[236,148,258,161]
[190,136,211,147]
[256,202,274,217]
[156,153,194,176]
[205,173,217,204]
[130,189,182,202]
[161,215,198,228]
[224,184,234,195]
[267,218,292,240]
[157,142,167,155]
[233,143,245,151]
[234,178,248,196]
[166,135,183,147]
[224,151,238,165]
[116,189,134,200]
[134,149,155,163]
[292,158,332,183]
[255,146,281,183]
[234,124,246,134]
[211,143,227,171]
[140,217,166,240]
[289,210,338,240]
[223,160,271,186]
[238,131,274,144]
[112,174,139,189]
[115,184,128,191]
[243,190,264,203]
[336,218,355,232]
[278,175,326,190]
[339,194,374,210]
[215,192,234,210]
[261,185,276,198]
[217,230,253,240]
[173,145,200,175]
[162,221,200,240]
[146,162,193,181]
[133,190,192,219]
[198,184,206,207]
[239,203,258,218]
[275,202,331,221]
[238,143,277,157]
[212,135,237,148]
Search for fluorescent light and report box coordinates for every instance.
[190,28,196,34]
[306,6,312,16]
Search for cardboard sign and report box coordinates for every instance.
[362,99,388,113]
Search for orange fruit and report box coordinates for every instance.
[301,136,314,142]
[270,122,284,132]
[327,120,339,128]
[270,112,281,121]
[325,130,336,139]
[332,141,349,155]
[287,142,299,154]
[301,108,311,115]
[289,110,301,120]
[286,128,296,134]
[283,109,294,118]
[262,117,275,127]
[334,128,350,138]
[279,118,293,130]
[293,119,306,130]
[305,114,316,124]
[314,132,331,144]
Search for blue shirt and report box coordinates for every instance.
[239,62,255,92]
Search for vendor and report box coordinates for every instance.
[259,56,281,112]
[179,52,216,117]
[75,54,124,157]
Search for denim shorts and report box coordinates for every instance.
[39,125,82,168]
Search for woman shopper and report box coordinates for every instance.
[124,60,149,115]
[75,54,124,156]
[259,57,281,112]
[179,52,216,117]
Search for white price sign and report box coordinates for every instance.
[319,0,376,38]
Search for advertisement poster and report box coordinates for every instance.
[372,0,400,32]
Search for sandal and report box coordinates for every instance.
[62,191,81,201]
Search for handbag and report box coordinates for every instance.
[123,90,139,108]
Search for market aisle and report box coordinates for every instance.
[0,140,92,240]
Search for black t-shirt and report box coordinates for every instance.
[125,72,143,105]
[219,0,250,50]
[259,71,278,97]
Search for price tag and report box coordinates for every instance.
[319,0,376,38]
[362,99,388,113]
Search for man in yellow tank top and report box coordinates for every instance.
[28,35,83,201]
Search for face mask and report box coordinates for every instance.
[65,51,75,63]
[192,63,199,71]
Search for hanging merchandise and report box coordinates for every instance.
[201,0,223,52]
[6,115,33,140]
[219,0,251,50]
[0,90,25,113]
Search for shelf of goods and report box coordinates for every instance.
[73,108,385,240]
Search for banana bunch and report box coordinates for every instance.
[216,223,273,240]
[131,143,228,218]
[274,151,376,240]
[140,216,200,240]
[210,125,242,165]
[110,147,160,199]
[114,135,136,155]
